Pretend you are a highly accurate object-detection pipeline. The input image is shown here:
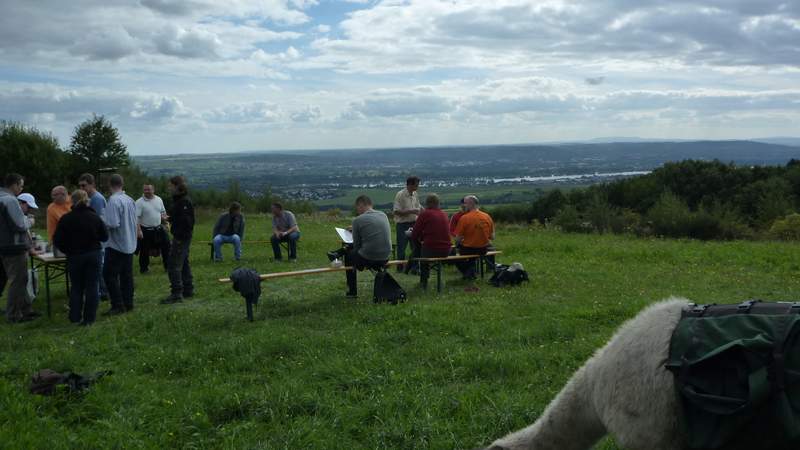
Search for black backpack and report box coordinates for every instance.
[489,264,529,287]
[373,271,406,305]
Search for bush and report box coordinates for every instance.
[585,193,617,233]
[647,191,693,238]
[552,205,585,233]
[768,213,800,241]
[487,203,532,223]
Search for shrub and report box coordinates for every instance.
[552,205,584,233]
[487,203,532,223]
[768,213,800,241]
[647,191,693,238]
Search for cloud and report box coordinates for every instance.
[203,101,284,123]
[302,0,800,73]
[585,76,606,85]
[346,92,453,117]
[153,25,221,59]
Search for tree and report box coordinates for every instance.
[67,115,130,177]
[0,121,68,203]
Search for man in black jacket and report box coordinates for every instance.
[211,202,245,261]
[162,176,195,304]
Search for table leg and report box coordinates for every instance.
[45,263,51,318]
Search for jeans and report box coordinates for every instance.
[137,226,170,272]
[2,252,30,322]
[396,222,416,270]
[271,231,300,260]
[104,248,134,310]
[344,248,386,295]
[213,234,241,261]
[456,246,494,279]
[168,237,193,297]
[67,250,101,324]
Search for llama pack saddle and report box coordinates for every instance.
[666,300,800,450]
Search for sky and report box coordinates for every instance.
[1,0,799,155]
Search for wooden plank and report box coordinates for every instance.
[414,250,502,263]
[218,260,407,283]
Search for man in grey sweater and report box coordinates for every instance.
[342,195,392,297]
[0,173,36,323]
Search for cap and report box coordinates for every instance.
[17,193,39,209]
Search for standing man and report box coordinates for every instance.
[393,176,421,273]
[78,173,109,301]
[453,195,495,280]
[135,184,170,273]
[270,202,300,262]
[341,195,392,298]
[46,185,72,246]
[103,174,139,315]
[0,174,36,323]
[212,202,245,262]
[162,176,194,304]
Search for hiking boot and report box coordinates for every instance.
[160,296,183,304]
[183,292,194,299]
[102,307,126,316]
[345,291,358,298]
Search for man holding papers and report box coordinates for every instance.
[329,195,392,297]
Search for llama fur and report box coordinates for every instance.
[481,298,689,450]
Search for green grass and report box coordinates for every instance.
[3,214,800,449]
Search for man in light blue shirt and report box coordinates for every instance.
[102,174,140,315]
[78,173,109,300]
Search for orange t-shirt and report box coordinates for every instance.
[454,209,494,248]
[47,201,72,242]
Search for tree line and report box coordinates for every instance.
[0,118,314,215]
[488,159,800,240]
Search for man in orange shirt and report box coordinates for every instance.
[453,195,495,280]
[47,185,72,245]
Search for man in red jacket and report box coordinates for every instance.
[409,194,452,289]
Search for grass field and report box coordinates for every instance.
[2,212,800,449]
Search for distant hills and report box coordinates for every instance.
[134,140,800,193]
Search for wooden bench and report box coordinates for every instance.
[202,240,271,261]
[414,250,502,293]
[219,260,406,320]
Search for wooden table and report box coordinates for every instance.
[30,252,69,317]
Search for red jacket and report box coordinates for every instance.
[411,208,452,252]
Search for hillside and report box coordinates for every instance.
[2,214,799,448]
[134,141,800,195]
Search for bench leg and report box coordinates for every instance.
[436,262,442,293]
[479,256,485,279]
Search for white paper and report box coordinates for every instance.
[335,227,353,244]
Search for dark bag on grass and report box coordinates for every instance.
[665,300,800,450]
[489,263,529,287]
[30,369,111,396]
[373,271,406,305]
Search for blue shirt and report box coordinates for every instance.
[104,191,138,254]
[89,191,107,218]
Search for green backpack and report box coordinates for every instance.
[666,300,800,449]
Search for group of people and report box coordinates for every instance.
[330,176,495,296]
[0,172,197,325]
[1,170,493,324]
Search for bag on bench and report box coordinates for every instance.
[489,263,529,287]
[373,271,406,305]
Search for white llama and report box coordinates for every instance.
[480,298,689,450]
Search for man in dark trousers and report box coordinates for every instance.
[0,173,36,323]
[162,176,195,304]
[340,195,392,298]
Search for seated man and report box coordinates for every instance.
[453,195,495,280]
[329,195,392,297]
[212,202,245,262]
[410,194,452,288]
[270,202,300,261]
